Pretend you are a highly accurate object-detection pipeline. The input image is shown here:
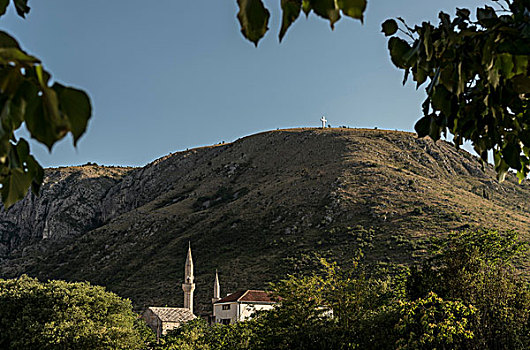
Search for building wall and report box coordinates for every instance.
[239,303,274,321]
[141,309,183,340]
[213,302,275,324]
[213,302,238,324]
[142,309,160,334]
[162,321,181,335]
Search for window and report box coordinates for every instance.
[221,319,231,325]
[222,304,231,310]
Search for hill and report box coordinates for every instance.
[0,128,529,314]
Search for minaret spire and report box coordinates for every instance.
[182,242,195,313]
[212,269,220,304]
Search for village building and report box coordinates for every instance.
[210,270,276,325]
[142,243,278,340]
[142,307,196,340]
[141,243,197,341]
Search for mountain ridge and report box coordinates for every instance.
[0,128,528,313]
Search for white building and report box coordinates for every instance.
[212,288,276,325]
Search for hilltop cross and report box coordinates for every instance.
[320,116,327,128]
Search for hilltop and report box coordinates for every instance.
[0,128,529,314]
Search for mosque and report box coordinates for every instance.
[141,244,276,340]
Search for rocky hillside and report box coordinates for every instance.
[0,129,529,314]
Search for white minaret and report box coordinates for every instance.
[212,270,220,304]
[182,242,195,313]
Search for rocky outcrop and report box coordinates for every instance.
[100,146,227,221]
[0,165,131,258]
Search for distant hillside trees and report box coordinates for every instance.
[155,229,530,350]
[0,276,146,349]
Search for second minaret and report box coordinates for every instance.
[182,242,195,313]
[212,269,220,304]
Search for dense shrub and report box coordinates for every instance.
[0,275,144,349]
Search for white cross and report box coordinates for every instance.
[320,116,327,128]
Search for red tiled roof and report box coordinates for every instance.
[215,290,276,304]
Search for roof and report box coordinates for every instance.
[145,307,196,323]
[214,290,276,304]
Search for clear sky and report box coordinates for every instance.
[2,0,486,167]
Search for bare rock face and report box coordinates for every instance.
[0,165,131,258]
[100,146,226,221]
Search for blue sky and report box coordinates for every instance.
[2,0,486,167]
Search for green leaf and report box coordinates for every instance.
[455,8,470,21]
[494,150,509,182]
[516,168,526,183]
[1,168,31,208]
[2,80,31,133]
[457,62,466,95]
[0,48,39,64]
[388,37,412,69]
[423,25,433,61]
[0,65,22,97]
[337,0,366,22]
[26,154,43,195]
[14,137,29,162]
[414,67,428,89]
[309,0,340,29]
[381,19,398,37]
[503,142,522,170]
[487,66,500,88]
[13,0,30,18]
[8,95,27,130]
[496,53,514,79]
[236,0,271,47]
[0,0,9,17]
[24,84,68,151]
[431,86,452,117]
[279,0,301,42]
[53,83,92,146]
[439,65,455,93]
[302,0,311,17]
[476,6,497,27]
[0,31,20,49]
[415,116,431,138]
[513,55,528,75]
[511,74,530,94]
[35,64,46,87]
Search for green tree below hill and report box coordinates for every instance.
[0,276,145,350]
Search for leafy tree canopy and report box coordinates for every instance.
[0,0,91,208]
[407,229,530,349]
[0,275,144,349]
[235,0,367,45]
[383,0,530,181]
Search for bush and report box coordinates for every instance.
[407,230,530,349]
[0,275,144,349]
